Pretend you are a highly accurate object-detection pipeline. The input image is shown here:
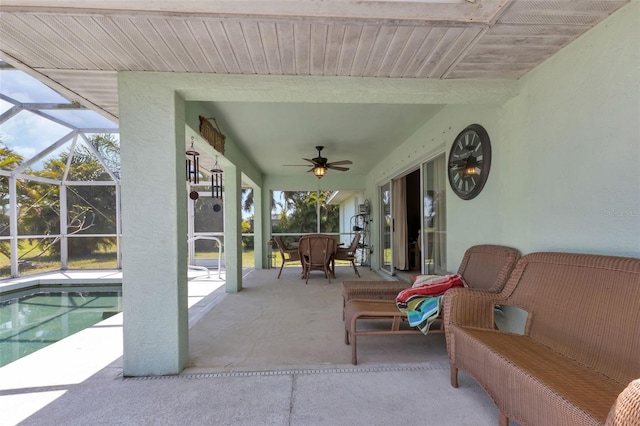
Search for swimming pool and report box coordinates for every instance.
[0,287,122,367]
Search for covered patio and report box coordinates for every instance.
[0,1,638,422]
[0,266,500,425]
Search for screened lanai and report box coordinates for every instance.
[0,63,121,278]
[0,64,240,279]
[0,64,367,283]
[1,0,637,380]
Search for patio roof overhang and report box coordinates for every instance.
[0,0,630,178]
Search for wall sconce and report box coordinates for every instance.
[186,136,200,184]
[313,165,326,179]
[211,156,223,199]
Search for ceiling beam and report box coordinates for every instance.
[156,73,519,105]
[0,1,510,24]
[0,51,119,123]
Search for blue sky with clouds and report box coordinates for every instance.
[0,68,256,220]
[0,69,118,165]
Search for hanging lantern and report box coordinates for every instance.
[186,136,200,184]
[211,156,223,200]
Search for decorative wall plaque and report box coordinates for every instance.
[199,116,225,155]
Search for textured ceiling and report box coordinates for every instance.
[207,102,443,176]
[0,0,630,177]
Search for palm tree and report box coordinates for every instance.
[0,142,24,258]
[71,134,120,179]
[17,135,119,259]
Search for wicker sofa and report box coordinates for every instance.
[443,252,640,426]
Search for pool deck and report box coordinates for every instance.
[0,268,502,425]
[0,269,228,425]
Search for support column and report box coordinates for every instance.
[252,185,263,269]
[118,73,189,376]
[9,175,18,277]
[224,164,242,292]
[263,187,273,269]
[115,184,122,269]
[59,184,68,269]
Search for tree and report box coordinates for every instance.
[0,142,24,258]
[73,134,121,179]
[242,188,253,213]
[241,219,253,249]
[242,188,296,214]
[17,134,119,259]
[272,191,339,235]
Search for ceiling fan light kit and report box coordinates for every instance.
[304,146,352,179]
[313,165,326,178]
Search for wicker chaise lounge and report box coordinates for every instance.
[343,245,520,364]
[341,244,521,315]
[444,252,640,426]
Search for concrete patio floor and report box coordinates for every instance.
[0,267,504,425]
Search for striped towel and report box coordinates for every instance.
[395,274,464,334]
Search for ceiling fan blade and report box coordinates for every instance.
[283,164,310,167]
[327,160,352,166]
[302,158,320,166]
[299,147,354,176]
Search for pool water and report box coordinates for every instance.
[0,290,122,367]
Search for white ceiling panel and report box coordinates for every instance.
[0,0,632,175]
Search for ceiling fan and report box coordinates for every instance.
[301,146,352,179]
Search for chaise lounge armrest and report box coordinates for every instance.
[342,281,410,304]
[443,287,505,331]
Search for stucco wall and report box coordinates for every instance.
[494,0,639,261]
[367,104,502,270]
[368,0,640,271]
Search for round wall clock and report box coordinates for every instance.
[447,124,492,200]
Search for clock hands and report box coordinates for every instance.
[450,154,481,174]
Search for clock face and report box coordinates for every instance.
[447,124,492,200]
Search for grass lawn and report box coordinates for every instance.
[0,240,118,278]
[2,245,356,279]
[196,249,257,267]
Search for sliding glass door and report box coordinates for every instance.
[378,152,446,276]
[380,182,392,274]
[421,153,447,273]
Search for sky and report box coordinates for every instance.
[0,68,118,166]
[0,67,260,221]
